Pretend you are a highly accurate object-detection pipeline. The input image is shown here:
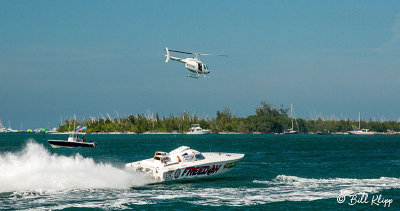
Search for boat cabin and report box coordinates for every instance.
[68,133,83,142]
[189,124,202,132]
[153,146,205,165]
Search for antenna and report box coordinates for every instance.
[68,116,71,131]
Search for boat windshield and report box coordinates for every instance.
[182,153,194,161]
[195,153,205,160]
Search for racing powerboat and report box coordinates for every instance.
[48,132,97,148]
[125,146,244,182]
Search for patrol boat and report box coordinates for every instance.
[48,132,97,148]
[125,146,244,182]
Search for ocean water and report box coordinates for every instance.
[0,133,399,210]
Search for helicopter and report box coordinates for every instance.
[164,47,226,78]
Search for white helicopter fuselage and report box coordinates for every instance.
[183,58,210,75]
[165,48,210,78]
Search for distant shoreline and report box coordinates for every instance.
[51,131,386,135]
[53,131,245,135]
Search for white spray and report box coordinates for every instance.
[0,141,152,193]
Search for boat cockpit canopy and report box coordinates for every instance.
[181,150,205,161]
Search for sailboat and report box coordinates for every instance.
[284,104,299,134]
[0,119,5,133]
[347,112,374,135]
[6,120,18,133]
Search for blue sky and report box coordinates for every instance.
[1,1,400,129]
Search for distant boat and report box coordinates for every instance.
[284,104,298,134]
[347,112,374,135]
[47,128,58,133]
[48,132,96,148]
[186,124,210,134]
[384,130,399,135]
[0,119,5,133]
[348,129,374,135]
[6,120,18,133]
[316,131,331,135]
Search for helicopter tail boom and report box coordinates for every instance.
[165,47,185,63]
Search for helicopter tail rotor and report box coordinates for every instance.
[165,47,171,63]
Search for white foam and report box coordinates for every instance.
[3,173,400,209]
[0,141,152,193]
[252,174,400,203]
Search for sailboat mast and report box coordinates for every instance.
[358,112,361,130]
[291,104,294,130]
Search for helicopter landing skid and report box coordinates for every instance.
[187,73,208,79]
[187,74,199,79]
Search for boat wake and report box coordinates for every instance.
[0,141,152,193]
[252,175,400,203]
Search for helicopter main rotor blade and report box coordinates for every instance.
[169,49,228,57]
[198,53,228,57]
[169,49,195,55]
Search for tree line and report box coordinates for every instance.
[57,102,400,133]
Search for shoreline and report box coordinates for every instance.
[53,131,245,135]
[51,131,386,135]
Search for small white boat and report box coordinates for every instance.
[0,119,5,133]
[186,124,210,134]
[48,132,96,148]
[4,120,18,133]
[348,129,374,135]
[284,104,299,134]
[125,146,244,182]
[384,130,399,135]
[284,130,299,134]
[347,112,374,135]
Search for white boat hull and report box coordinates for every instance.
[186,130,210,135]
[162,158,241,182]
[48,140,97,148]
[347,131,374,135]
[348,129,374,135]
[284,130,298,134]
[126,152,244,182]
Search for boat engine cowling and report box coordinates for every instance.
[155,151,167,156]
